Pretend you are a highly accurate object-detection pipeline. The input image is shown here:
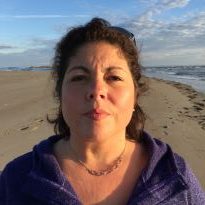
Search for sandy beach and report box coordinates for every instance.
[0,71,205,189]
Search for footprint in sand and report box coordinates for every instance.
[193,106,203,111]
[194,102,205,107]
[163,131,168,135]
[19,118,44,132]
[199,121,205,126]
[34,119,44,123]
[20,126,29,131]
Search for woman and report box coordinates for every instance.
[0,18,204,205]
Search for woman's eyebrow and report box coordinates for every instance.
[67,66,90,74]
[67,65,127,74]
[106,67,126,72]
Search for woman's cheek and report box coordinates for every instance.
[115,89,135,111]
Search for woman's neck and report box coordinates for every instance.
[60,133,127,170]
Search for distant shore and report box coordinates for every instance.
[0,71,204,189]
[29,65,51,68]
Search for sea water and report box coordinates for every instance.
[143,65,205,94]
[0,66,51,72]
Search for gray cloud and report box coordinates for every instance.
[119,2,205,66]
[119,1,190,38]
[0,45,16,49]
[29,38,57,48]
[156,0,190,9]
[141,47,205,66]
[0,47,54,67]
[136,0,190,22]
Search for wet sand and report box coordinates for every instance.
[0,71,204,189]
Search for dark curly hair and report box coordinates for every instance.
[48,17,146,142]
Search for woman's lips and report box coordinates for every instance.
[83,109,110,120]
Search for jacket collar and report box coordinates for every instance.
[128,132,188,205]
[22,171,80,205]
[22,135,82,205]
[22,133,189,205]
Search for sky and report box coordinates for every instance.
[0,0,205,67]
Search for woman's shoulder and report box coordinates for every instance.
[1,151,33,181]
[134,131,205,204]
[0,151,33,202]
[142,131,190,177]
[0,135,63,203]
[0,135,61,183]
[142,131,199,183]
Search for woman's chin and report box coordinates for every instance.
[79,130,111,142]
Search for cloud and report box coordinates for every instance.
[154,11,205,39]
[123,9,205,42]
[0,14,90,19]
[141,47,205,66]
[139,0,157,3]
[0,38,58,55]
[156,0,190,9]
[137,0,190,21]
[118,1,204,66]
[0,47,54,67]
[29,38,57,48]
[0,45,16,49]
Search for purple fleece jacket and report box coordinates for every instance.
[0,132,205,205]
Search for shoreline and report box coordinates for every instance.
[145,77,205,131]
[0,71,204,189]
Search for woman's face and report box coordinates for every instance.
[61,42,136,141]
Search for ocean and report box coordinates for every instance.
[142,65,205,94]
[0,65,205,94]
[0,66,51,72]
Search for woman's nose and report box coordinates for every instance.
[86,79,107,100]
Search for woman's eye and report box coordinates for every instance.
[70,75,87,82]
[107,75,122,81]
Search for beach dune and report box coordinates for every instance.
[0,71,205,189]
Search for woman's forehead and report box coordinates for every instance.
[67,42,130,71]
